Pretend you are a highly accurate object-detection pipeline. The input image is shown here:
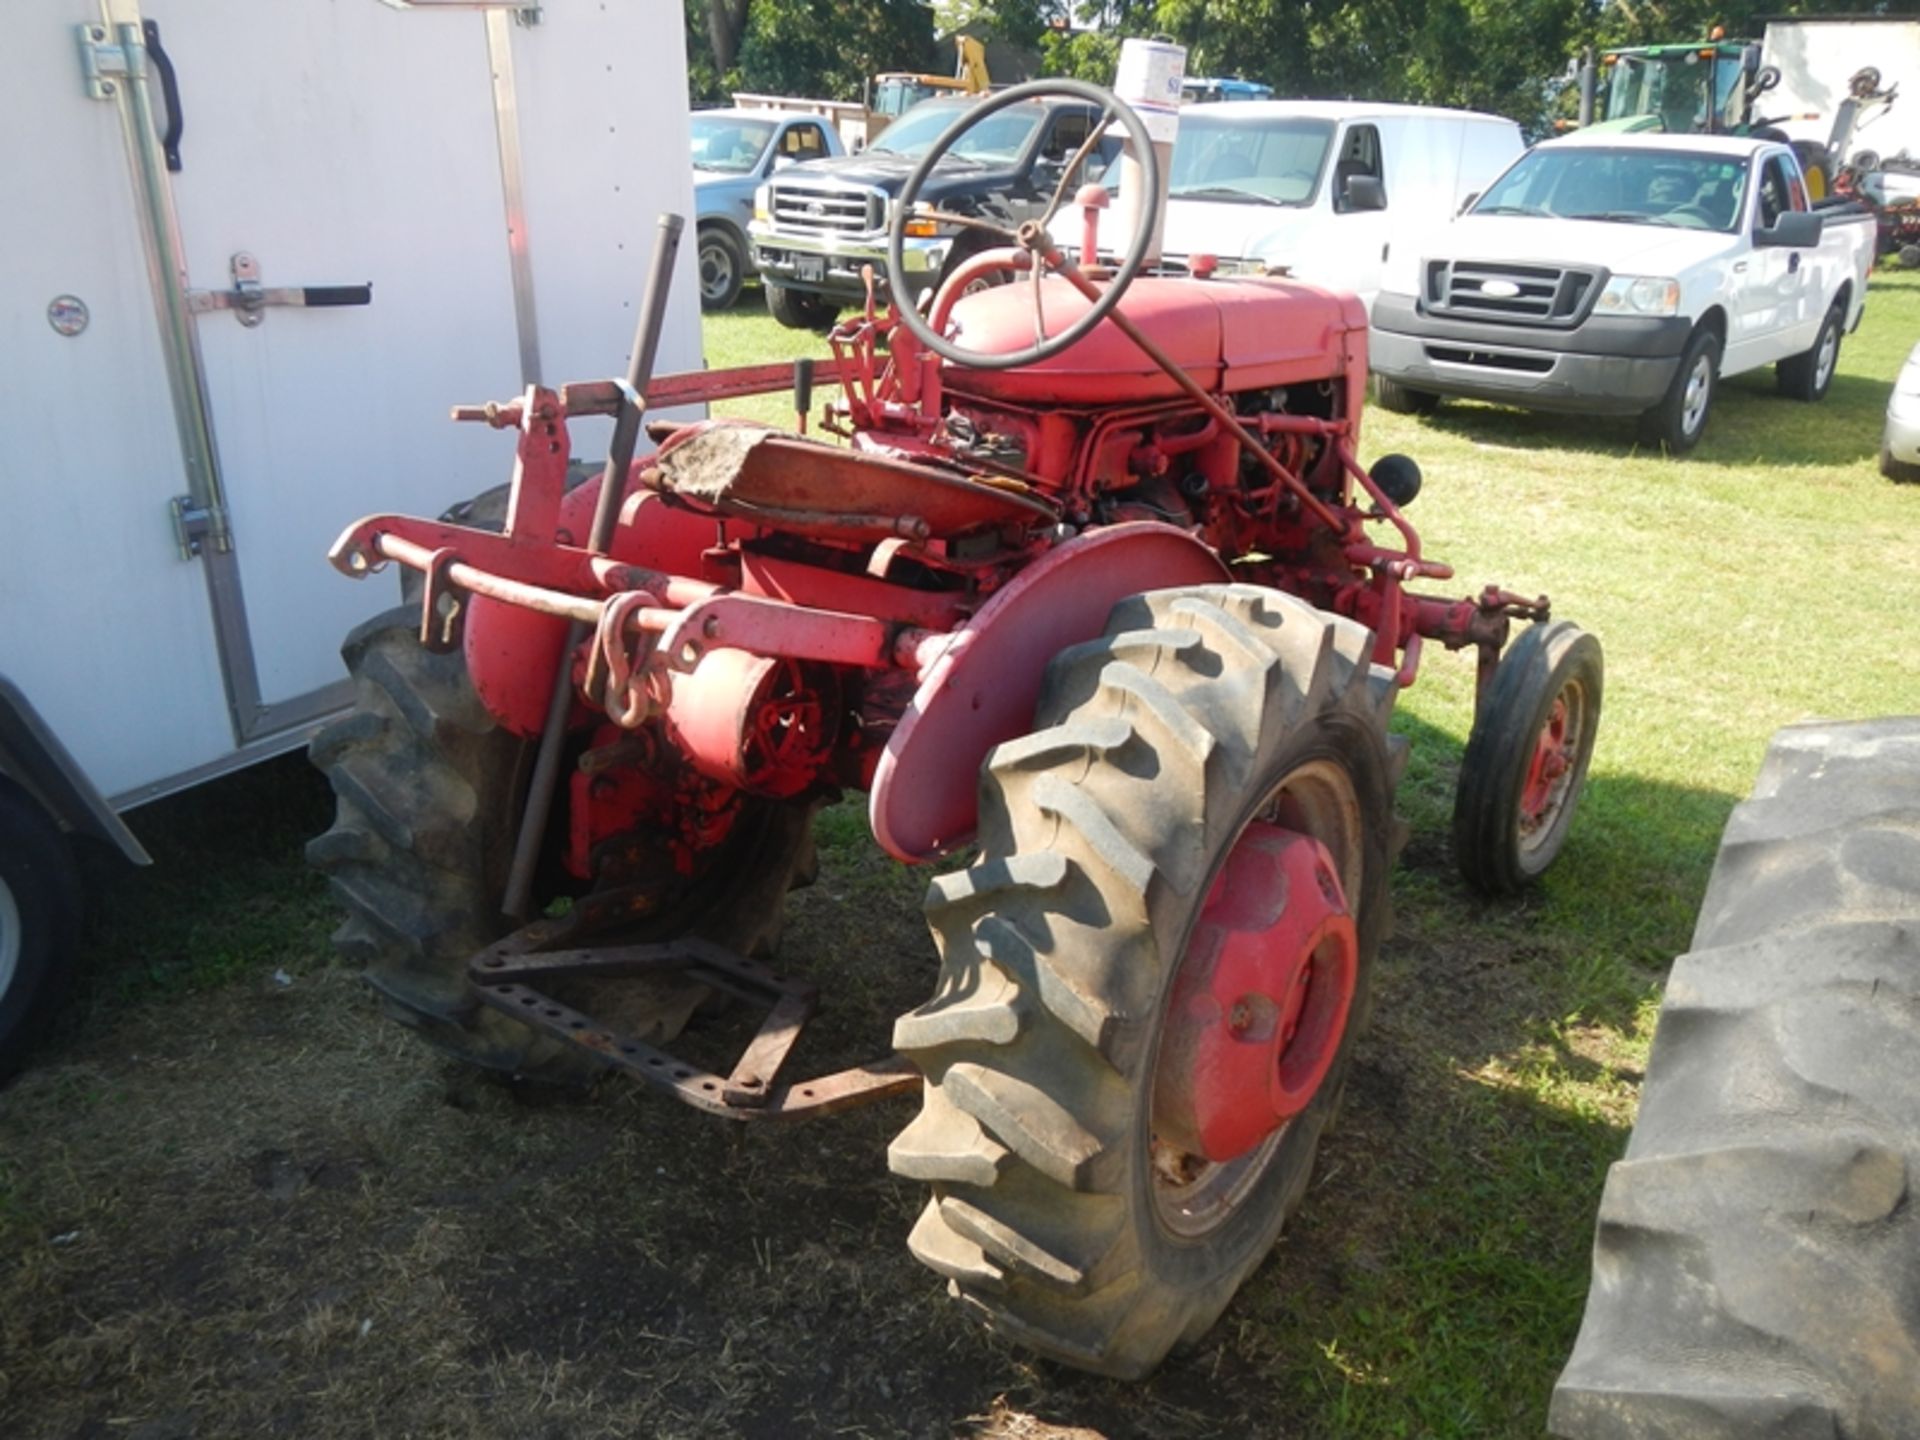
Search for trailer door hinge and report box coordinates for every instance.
[170,494,231,560]
[186,252,373,328]
[76,22,139,100]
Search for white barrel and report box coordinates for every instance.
[1112,37,1185,265]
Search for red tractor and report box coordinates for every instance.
[311,83,1603,1379]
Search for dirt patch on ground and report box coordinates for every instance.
[0,759,1649,1438]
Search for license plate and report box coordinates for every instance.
[796,255,825,284]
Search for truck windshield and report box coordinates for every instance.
[690,116,776,174]
[870,101,1046,162]
[1472,147,1749,231]
[1606,52,1745,133]
[1164,114,1336,206]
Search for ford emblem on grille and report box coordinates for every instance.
[1478,279,1521,298]
[805,200,826,216]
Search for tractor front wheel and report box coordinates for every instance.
[1453,621,1603,896]
[890,585,1399,1378]
[307,607,816,1079]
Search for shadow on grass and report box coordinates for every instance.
[11,713,1741,1440]
[1411,366,1890,469]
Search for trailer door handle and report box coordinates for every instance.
[1732,260,1748,272]
[186,252,373,326]
[142,19,184,172]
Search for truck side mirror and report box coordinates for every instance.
[1756,210,1823,247]
[771,154,797,173]
[1457,191,1480,215]
[1345,175,1387,212]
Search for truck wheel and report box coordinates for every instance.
[0,781,82,1083]
[891,585,1399,1379]
[1374,375,1440,415]
[308,607,816,1079]
[1550,718,1920,1439]
[1452,621,1603,896]
[1776,301,1842,402]
[766,282,840,332]
[697,226,746,312]
[1637,328,1718,454]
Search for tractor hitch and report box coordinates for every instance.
[465,891,919,1119]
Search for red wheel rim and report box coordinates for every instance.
[1518,678,1588,856]
[1150,758,1363,1239]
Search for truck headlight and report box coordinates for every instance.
[1596,275,1681,317]
[753,184,771,222]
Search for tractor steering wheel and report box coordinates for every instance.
[886,79,1162,371]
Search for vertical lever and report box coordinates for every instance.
[502,214,686,922]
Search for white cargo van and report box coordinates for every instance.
[1105,101,1524,308]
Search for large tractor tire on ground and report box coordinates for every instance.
[890,585,1402,1378]
[1551,717,1920,1439]
[308,607,817,1080]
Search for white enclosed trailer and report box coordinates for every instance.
[0,0,703,1073]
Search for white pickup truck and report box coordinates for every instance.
[1369,133,1877,450]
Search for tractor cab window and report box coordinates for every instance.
[1331,122,1384,212]
[1161,114,1338,206]
[780,123,828,163]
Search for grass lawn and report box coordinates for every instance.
[2,271,1916,1439]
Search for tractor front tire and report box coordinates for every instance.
[1550,718,1920,1438]
[1374,375,1441,415]
[0,781,82,1083]
[1452,621,1603,896]
[766,282,841,332]
[308,607,815,1079]
[890,585,1400,1378]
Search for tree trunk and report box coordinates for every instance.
[707,0,750,74]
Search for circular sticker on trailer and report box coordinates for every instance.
[47,295,90,337]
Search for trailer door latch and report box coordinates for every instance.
[186,252,373,328]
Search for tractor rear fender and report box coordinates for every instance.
[0,677,149,865]
[869,522,1231,861]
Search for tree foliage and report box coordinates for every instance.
[686,0,936,104]
[688,0,1920,129]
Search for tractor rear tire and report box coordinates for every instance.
[890,585,1401,1378]
[308,606,816,1080]
[1550,717,1920,1439]
[766,282,841,332]
[0,781,82,1083]
[1374,375,1440,415]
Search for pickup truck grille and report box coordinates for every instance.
[1426,261,1599,326]
[768,182,883,237]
